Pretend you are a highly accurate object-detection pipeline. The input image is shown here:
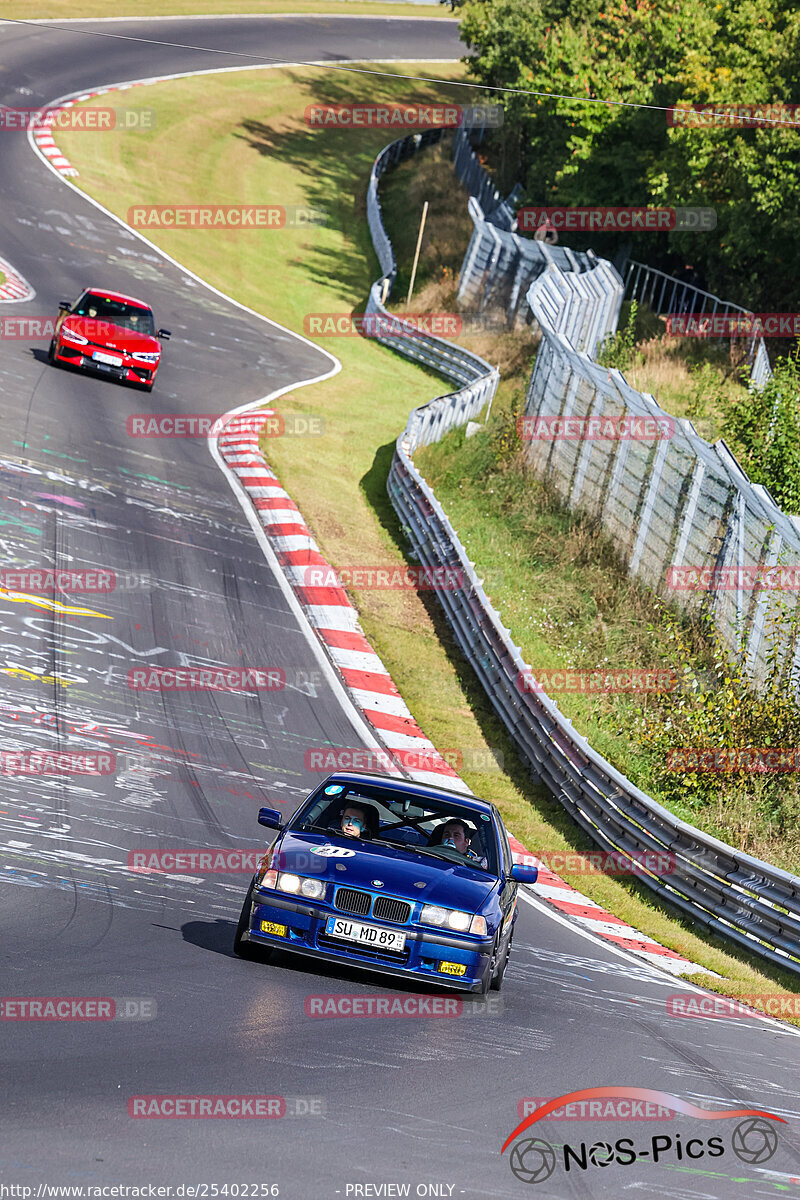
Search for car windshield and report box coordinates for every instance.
[292,781,500,875]
[72,294,156,335]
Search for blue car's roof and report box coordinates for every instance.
[316,771,498,819]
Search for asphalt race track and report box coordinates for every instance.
[2,15,800,1199]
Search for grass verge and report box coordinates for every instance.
[56,66,800,1013]
[5,2,452,21]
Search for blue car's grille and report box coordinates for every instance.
[333,889,412,925]
[373,896,411,924]
[334,888,372,916]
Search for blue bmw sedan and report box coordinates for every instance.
[233,771,538,993]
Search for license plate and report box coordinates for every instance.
[93,351,123,366]
[260,920,287,937]
[326,916,406,952]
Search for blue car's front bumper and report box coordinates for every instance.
[243,888,494,993]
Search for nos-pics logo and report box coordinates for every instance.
[502,1087,785,1185]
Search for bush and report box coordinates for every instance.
[597,301,639,372]
[490,387,526,467]
[723,352,800,513]
[632,595,800,852]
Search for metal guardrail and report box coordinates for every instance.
[366,132,500,428]
[624,260,772,389]
[528,260,624,359]
[452,127,521,231]
[451,128,773,386]
[368,131,800,978]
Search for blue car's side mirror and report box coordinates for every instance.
[511,863,538,884]
[257,807,283,830]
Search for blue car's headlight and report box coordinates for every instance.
[260,869,326,900]
[420,905,485,935]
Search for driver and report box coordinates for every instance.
[339,802,370,840]
[437,818,488,868]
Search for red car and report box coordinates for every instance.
[49,288,171,391]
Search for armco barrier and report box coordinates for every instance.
[525,270,800,689]
[370,132,800,978]
[366,130,499,430]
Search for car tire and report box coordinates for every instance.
[48,339,57,365]
[491,932,512,992]
[479,937,500,995]
[233,878,272,962]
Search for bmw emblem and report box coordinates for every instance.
[371,880,384,888]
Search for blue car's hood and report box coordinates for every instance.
[273,830,497,913]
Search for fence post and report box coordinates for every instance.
[629,432,671,576]
[745,529,783,678]
[570,395,602,507]
[672,457,706,567]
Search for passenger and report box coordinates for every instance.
[432,818,488,868]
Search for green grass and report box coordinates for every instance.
[55,67,800,1013]
[5,1,452,20]
[600,300,752,445]
[0,271,6,286]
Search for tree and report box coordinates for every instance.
[453,0,800,313]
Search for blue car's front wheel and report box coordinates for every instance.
[233,877,272,962]
[491,931,512,991]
